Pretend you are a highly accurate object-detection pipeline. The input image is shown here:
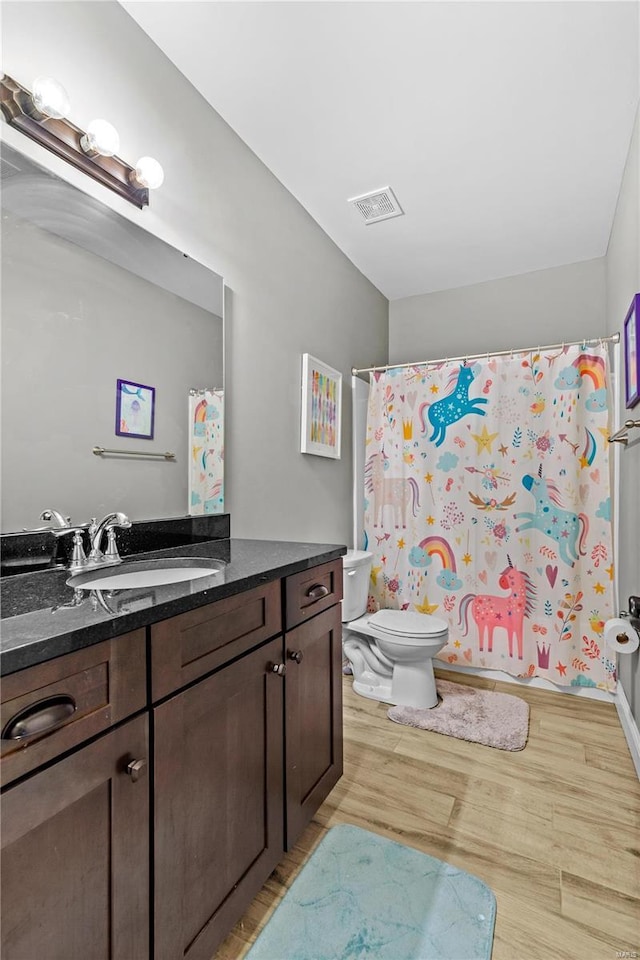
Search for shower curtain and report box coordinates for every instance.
[363,344,616,690]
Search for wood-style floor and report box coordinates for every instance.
[217,669,640,960]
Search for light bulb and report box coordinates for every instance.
[132,156,164,190]
[80,119,120,158]
[32,76,70,120]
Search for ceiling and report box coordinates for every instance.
[123,1,639,301]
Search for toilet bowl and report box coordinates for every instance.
[341,551,449,709]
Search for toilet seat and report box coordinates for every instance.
[369,609,448,640]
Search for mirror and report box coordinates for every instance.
[1,143,224,534]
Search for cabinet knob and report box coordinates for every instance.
[288,650,304,664]
[126,758,147,782]
[269,662,286,677]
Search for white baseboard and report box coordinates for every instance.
[436,660,614,702]
[613,682,640,780]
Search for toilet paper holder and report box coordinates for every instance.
[619,595,640,639]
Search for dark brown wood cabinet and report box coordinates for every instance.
[284,603,343,848]
[1,557,344,960]
[1,714,149,960]
[153,634,284,960]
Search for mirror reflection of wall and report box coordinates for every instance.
[1,145,224,533]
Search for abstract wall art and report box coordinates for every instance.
[300,353,342,459]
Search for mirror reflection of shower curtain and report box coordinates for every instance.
[188,388,224,515]
[364,343,616,690]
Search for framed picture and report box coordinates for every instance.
[300,354,342,459]
[624,294,640,409]
[115,379,155,439]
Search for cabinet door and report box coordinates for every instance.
[154,635,284,960]
[285,604,343,849]
[1,715,149,960]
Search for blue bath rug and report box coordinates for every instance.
[245,824,496,960]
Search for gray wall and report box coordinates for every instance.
[389,258,606,363]
[605,108,640,724]
[1,1,388,547]
[1,210,222,531]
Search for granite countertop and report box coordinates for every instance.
[0,538,347,676]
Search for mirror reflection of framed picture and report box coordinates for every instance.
[115,379,156,439]
[624,295,640,409]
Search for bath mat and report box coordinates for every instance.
[388,678,529,751]
[245,824,496,960]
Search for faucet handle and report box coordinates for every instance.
[51,526,89,573]
[104,527,123,562]
[50,523,91,539]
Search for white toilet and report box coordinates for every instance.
[342,550,449,709]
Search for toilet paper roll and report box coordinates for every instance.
[604,618,639,654]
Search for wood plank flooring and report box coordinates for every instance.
[216,669,640,960]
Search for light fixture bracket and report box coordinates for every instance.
[0,75,149,209]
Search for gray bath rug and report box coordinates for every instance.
[388,678,529,751]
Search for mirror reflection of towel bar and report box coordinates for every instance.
[93,446,176,460]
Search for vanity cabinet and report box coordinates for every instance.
[284,561,343,849]
[0,554,343,960]
[151,560,343,960]
[0,632,150,960]
[153,635,284,960]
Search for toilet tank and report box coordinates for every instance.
[342,550,373,622]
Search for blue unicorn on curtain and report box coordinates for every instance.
[419,365,487,446]
[515,466,589,566]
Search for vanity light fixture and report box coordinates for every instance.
[31,76,71,120]
[0,73,162,208]
[131,155,164,190]
[80,118,120,158]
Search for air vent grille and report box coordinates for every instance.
[348,187,404,224]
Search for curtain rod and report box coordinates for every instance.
[351,332,620,376]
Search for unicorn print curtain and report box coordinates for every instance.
[189,388,224,514]
[363,344,616,690]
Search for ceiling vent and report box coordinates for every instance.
[348,186,404,224]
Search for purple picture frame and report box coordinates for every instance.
[115,378,156,439]
[624,294,640,409]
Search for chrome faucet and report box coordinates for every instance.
[88,512,132,565]
[54,511,132,576]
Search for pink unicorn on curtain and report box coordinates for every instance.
[457,558,536,659]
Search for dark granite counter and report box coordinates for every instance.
[0,538,346,676]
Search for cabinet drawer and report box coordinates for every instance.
[151,580,281,700]
[1,630,146,787]
[285,558,343,630]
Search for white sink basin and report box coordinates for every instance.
[68,557,226,591]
